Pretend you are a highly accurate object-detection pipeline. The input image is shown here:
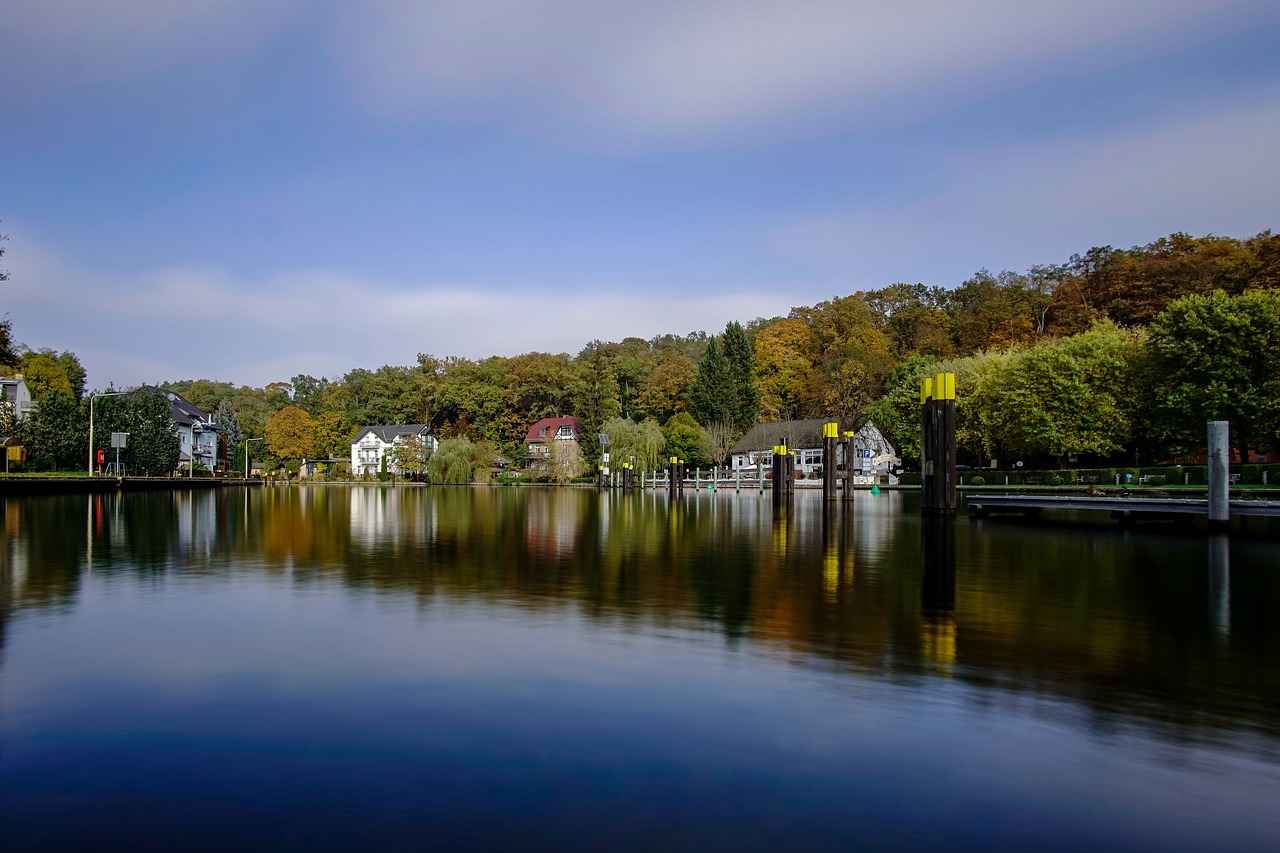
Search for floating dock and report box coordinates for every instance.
[967,493,1280,524]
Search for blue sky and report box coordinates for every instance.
[3,0,1278,390]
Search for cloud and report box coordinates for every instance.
[767,87,1280,285]
[329,0,1265,143]
[5,0,1269,143]
[4,230,789,390]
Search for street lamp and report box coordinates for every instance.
[88,391,125,477]
[245,437,264,480]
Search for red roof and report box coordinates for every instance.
[524,416,581,444]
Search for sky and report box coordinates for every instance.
[2,0,1279,391]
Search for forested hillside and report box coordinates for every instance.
[6,230,1279,474]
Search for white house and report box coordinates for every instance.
[729,418,899,481]
[141,386,222,473]
[350,424,436,477]
[0,375,35,422]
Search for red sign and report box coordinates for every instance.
[97,449,105,465]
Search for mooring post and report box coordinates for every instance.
[667,457,677,497]
[921,373,957,514]
[823,422,838,501]
[771,445,785,505]
[842,432,856,500]
[1208,420,1230,532]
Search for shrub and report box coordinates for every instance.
[969,475,985,486]
[1047,475,1063,486]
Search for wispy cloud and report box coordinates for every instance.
[768,87,1280,285]
[5,0,1268,143]
[5,230,789,389]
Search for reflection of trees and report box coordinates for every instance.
[3,488,1279,742]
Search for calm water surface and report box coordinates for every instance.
[1,486,1278,850]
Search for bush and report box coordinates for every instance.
[969,475,985,486]
[1047,475,1063,486]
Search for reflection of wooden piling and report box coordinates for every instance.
[921,515,957,665]
[921,373,957,515]
[822,422,838,501]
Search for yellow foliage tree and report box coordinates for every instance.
[265,405,316,461]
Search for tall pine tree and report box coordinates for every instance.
[721,321,759,431]
[689,338,736,425]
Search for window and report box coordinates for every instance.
[539,427,548,437]
[557,425,573,439]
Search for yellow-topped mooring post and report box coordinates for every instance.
[772,444,790,506]
[822,422,839,501]
[921,372,957,514]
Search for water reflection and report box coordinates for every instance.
[1,486,1279,745]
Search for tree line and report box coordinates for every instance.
[3,229,1279,475]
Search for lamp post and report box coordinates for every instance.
[245,437,264,480]
[88,391,125,477]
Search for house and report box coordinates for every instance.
[137,386,222,473]
[350,424,436,477]
[729,418,899,480]
[523,416,582,471]
[0,375,35,421]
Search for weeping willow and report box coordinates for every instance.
[428,437,479,484]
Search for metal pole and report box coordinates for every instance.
[1208,421,1230,531]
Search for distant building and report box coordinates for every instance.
[350,424,436,477]
[140,386,222,473]
[0,375,35,421]
[730,418,898,480]
[523,415,582,472]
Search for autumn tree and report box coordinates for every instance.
[265,405,316,461]
[752,318,815,421]
[636,351,695,423]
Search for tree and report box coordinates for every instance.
[752,318,815,421]
[265,405,316,461]
[600,416,666,473]
[213,398,243,469]
[704,420,739,467]
[1146,289,1280,454]
[125,389,181,475]
[547,437,585,484]
[637,351,695,423]
[428,436,481,484]
[721,321,759,430]
[18,351,74,400]
[572,342,621,466]
[387,437,430,478]
[13,390,85,470]
[662,412,710,467]
[689,337,735,425]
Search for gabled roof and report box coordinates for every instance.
[138,385,217,429]
[351,424,430,445]
[730,418,890,455]
[525,415,581,444]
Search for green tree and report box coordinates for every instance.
[428,436,481,484]
[14,390,85,470]
[600,416,666,473]
[721,321,759,430]
[126,389,181,475]
[1146,289,1280,454]
[662,412,710,467]
[572,342,621,466]
[689,337,735,425]
[265,405,316,461]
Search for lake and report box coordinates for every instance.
[2,485,1278,850]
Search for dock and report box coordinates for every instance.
[967,493,1280,524]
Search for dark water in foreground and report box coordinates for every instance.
[1,486,1278,851]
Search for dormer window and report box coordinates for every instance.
[556,425,573,439]
[539,427,547,437]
